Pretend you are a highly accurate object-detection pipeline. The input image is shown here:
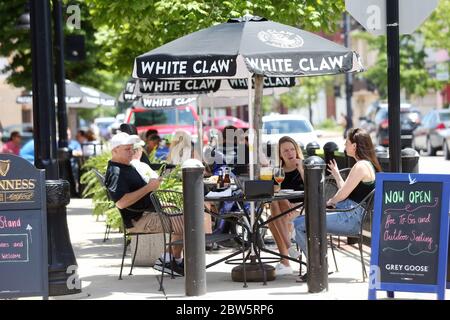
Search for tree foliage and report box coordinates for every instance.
[354,32,440,100]
[422,0,450,52]
[0,0,125,94]
[1,0,345,95]
[85,0,345,76]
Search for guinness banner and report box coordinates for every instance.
[0,154,48,299]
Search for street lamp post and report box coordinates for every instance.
[30,0,80,296]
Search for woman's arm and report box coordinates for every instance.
[327,162,367,206]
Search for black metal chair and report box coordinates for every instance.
[150,190,246,290]
[92,169,112,242]
[93,169,165,281]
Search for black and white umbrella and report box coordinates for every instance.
[120,77,295,103]
[132,15,363,80]
[16,79,116,109]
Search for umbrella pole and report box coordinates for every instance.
[247,74,255,256]
[197,99,203,158]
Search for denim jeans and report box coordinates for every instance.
[293,198,364,258]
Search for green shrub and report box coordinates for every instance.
[316,118,341,131]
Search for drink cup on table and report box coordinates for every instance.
[260,166,273,181]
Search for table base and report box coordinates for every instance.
[231,262,275,282]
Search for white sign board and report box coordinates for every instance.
[345,0,439,35]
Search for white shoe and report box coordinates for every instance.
[275,263,293,276]
[288,246,301,259]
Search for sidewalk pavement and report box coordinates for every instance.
[65,198,447,300]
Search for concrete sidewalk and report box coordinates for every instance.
[66,198,446,300]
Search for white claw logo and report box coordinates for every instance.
[257,30,304,49]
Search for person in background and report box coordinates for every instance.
[19,138,34,164]
[120,123,138,135]
[269,136,305,276]
[76,130,88,145]
[293,128,381,280]
[66,128,82,196]
[147,134,169,160]
[67,128,82,156]
[1,131,21,155]
[82,129,102,157]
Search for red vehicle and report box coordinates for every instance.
[124,104,207,143]
[204,116,249,133]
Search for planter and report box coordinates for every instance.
[130,233,165,267]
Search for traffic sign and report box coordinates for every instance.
[345,0,439,36]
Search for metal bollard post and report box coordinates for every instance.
[304,156,328,293]
[306,142,321,157]
[323,142,338,175]
[401,148,419,173]
[182,159,206,296]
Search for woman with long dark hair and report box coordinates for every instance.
[294,128,381,265]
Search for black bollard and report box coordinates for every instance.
[46,180,81,296]
[304,156,328,293]
[323,142,338,175]
[182,159,206,296]
[58,148,77,197]
[401,148,419,173]
[306,142,321,157]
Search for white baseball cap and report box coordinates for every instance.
[110,132,136,150]
[129,134,146,149]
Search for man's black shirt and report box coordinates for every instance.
[104,160,153,228]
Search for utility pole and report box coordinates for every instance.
[386,0,401,172]
[30,0,80,296]
[344,12,353,134]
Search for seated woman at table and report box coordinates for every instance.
[269,136,305,276]
[293,128,381,277]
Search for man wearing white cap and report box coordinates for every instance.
[104,132,161,234]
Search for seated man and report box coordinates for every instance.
[104,132,185,276]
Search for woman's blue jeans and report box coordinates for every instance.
[293,198,364,258]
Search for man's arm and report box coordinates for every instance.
[116,179,160,209]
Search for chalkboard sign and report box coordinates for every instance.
[0,154,48,299]
[369,173,450,300]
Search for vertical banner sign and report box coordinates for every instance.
[369,173,450,300]
[0,154,48,299]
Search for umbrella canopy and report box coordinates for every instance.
[16,79,116,109]
[120,77,295,103]
[132,15,363,79]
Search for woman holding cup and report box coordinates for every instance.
[269,136,305,276]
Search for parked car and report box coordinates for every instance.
[359,101,381,137]
[204,115,249,141]
[1,123,33,147]
[372,103,421,148]
[412,109,450,156]
[92,117,116,140]
[261,114,318,156]
[124,104,206,144]
[204,116,249,131]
